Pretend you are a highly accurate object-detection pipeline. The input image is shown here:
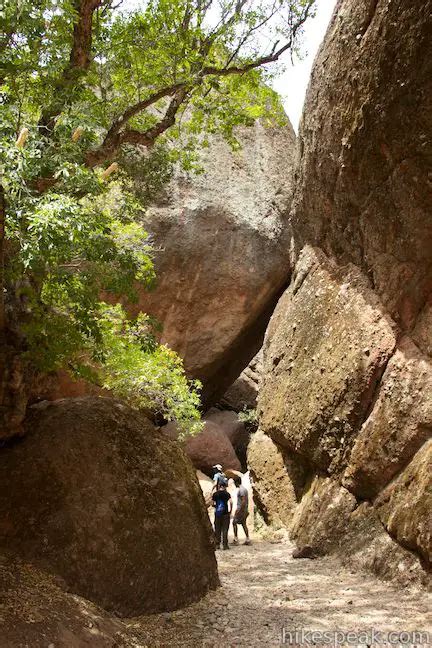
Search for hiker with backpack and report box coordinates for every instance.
[212,463,228,491]
[212,481,232,550]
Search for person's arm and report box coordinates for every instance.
[211,473,219,493]
[228,493,232,515]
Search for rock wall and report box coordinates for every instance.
[0,397,219,615]
[248,428,307,528]
[220,350,262,412]
[257,0,432,588]
[134,122,295,404]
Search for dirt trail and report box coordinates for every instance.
[125,537,432,647]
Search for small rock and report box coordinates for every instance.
[292,545,315,559]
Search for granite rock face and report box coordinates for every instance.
[134,122,295,404]
[184,419,242,475]
[256,0,432,588]
[343,338,432,499]
[0,397,219,616]
[375,440,432,568]
[289,477,357,557]
[259,246,396,474]
[247,429,307,529]
[290,0,432,330]
[220,351,262,411]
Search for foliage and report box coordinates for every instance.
[238,407,258,426]
[99,305,203,437]
[0,0,316,432]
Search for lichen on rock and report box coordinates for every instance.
[0,397,219,616]
[254,0,432,588]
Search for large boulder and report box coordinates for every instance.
[343,338,432,499]
[290,486,429,589]
[259,246,396,473]
[203,408,250,468]
[184,419,242,474]
[289,477,357,556]
[0,397,219,616]
[133,122,296,404]
[203,408,246,448]
[162,417,242,473]
[375,440,432,567]
[340,503,430,591]
[290,0,432,328]
[257,0,432,587]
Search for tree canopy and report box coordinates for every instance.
[0,0,316,433]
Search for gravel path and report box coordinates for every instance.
[124,537,432,647]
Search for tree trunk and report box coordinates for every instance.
[0,182,28,439]
[0,182,5,344]
[0,180,9,434]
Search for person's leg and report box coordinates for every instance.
[232,519,238,544]
[214,516,222,548]
[222,514,230,549]
[242,519,251,544]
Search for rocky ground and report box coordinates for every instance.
[2,534,431,647]
[128,535,431,647]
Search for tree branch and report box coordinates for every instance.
[39,0,315,180]
[102,82,186,141]
[86,87,190,167]
[69,0,104,70]
[202,1,314,76]
[140,87,190,142]
[40,0,105,131]
[225,0,280,68]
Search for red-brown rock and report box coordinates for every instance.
[0,397,218,616]
[184,420,242,474]
[134,123,296,404]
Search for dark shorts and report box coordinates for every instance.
[234,511,249,524]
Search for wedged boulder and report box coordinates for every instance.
[133,122,296,404]
[203,408,246,448]
[204,408,250,468]
[247,429,307,528]
[343,338,432,499]
[0,397,218,616]
[375,440,432,567]
[259,246,396,473]
[184,420,241,474]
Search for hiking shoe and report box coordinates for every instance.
[244,539,251,545]
[222,545,230,550]
[215,544,220,550]
[232,538,239,545]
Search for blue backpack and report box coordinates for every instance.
[215,492,228,517]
